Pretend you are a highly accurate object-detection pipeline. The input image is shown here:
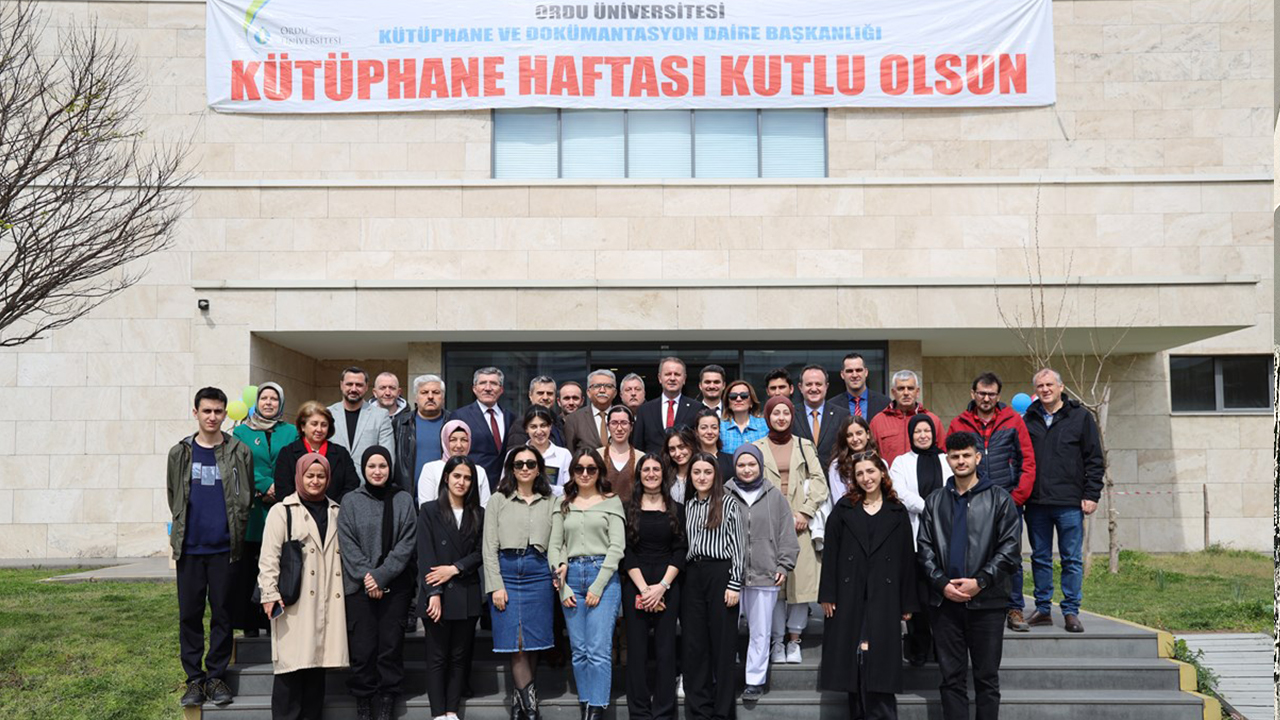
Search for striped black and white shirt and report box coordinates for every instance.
[684,493,746,592]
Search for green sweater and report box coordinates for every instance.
[548,495,626,599]
[232,423,300,542]
[481,491,556,594]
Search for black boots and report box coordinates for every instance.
[356,696,374,720]
[515,683,542,720]
[585,706,605,720]
[376,695,396,720]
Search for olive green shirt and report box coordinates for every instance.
[548,495,626,599]
[482,490,556,594]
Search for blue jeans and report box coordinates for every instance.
[1024,504,1085,616]
[562,555,622,707]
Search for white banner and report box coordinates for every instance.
[207,0,1055,113]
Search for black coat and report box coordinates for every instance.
[415,501,484,621]
[818,498,918,695]
[1023,397,1105,506]
[272,439,361,503]
[391,406,453,494]
[633,396,701,455]
[916,478,1022,610]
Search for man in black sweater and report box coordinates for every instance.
[917,432,1022,720]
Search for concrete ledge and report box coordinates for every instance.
[38,557,174,584]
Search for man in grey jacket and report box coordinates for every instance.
[328,366,395,482]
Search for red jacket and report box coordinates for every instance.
[869,403,945,467]
[946,403,1036,505]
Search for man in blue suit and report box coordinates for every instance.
[451,367,514,492]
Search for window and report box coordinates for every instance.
[1170,355,1274,412]
[492,109,826,179]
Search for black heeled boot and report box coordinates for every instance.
[517,683,542,720]
[376,694,395,720]
[355,696,374,720]
[586,706,606,720]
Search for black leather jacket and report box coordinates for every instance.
[391,406,453,495]
[916,477,1022,610]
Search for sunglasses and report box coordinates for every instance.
[512,460,539,470]
[727,391,751,401]
[571,465,600,476]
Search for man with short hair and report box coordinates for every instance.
[839,352,890,419]
[369,371,408,418]
[556,381,584,433]
[764,368,795,399]
[634,356,700,454]
[869,370,944,465]
[167,387,254,708]
[391,374,453,495]
[917,432,1021,720]
[507,375,566,448]
[619,373,647,413]
[451,367,514,490]
[563,370,618,454]
[328,366,395,482]
[947,372,1037,632]
[790,364,849,470]
[1022,368,1104,634]
[698,364,727,416]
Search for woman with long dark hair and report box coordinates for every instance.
[549,448,626,720]
[483,445,557,720]
[660,426,697,504]
[680,452,744,720]
[600,405,643,504]
[819,452,918,720]
[417,455,485,720]
[693,407,735,480]
[622,454,686,720]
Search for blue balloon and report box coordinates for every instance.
[1011,393,1033,414]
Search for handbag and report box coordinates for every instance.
[253,505,304,606]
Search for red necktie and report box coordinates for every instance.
[487,409,502,453]
[853,397,862,417]
[665,399,675,428]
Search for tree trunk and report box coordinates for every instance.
[1092,387,1120,575]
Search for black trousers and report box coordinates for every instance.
[273,667,326,720]
[233,541,267,632]
[681,560,738,720]
[904,607,932,662]
[424,616,478,716]
[931,603,1005,720]
[623,571,681,720]
[346,585,414,698]
[176,551,236,683]
[848,691,897,720]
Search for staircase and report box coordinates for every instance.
[201,607,1217,719]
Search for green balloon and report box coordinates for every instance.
[227,400,249,422]
[242,385,258,408]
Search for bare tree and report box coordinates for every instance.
[995,186,1133,575]
[0,1,190,347]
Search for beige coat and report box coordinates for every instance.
[258,494,349,674]
[753,436,828,604]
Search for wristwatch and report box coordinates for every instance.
[975,575,989,590]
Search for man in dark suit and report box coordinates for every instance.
[791,364,850,469]
[563,369,618,454]
[840,352,890,420]
[450,367,513,491]
[505,375,566,448]
[633,356,701,454]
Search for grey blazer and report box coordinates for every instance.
[327,402,396,481]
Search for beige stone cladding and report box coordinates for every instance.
[0,0,1270,558]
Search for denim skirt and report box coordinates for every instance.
[490,548,556,653]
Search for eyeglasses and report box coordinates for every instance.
[727,392,751,401]
[512,460,539,470]
[973,391,999,398]
[608,420,631,427]
[571,465,600,476]
[589,383,616,390]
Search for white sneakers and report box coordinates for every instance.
[770,641,787,664]
[785,640,802,663]
[676,674,684,699]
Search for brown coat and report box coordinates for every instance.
[753,436,828,604]
[258,494,349,674]
[563,405,610,455]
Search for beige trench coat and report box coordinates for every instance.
[753,436,828,604]
[258,494,349,674]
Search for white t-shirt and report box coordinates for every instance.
[418,460,491,508]
[533,443,573,496]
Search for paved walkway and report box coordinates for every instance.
[1179,633,1273,720]
[38,557,174,583]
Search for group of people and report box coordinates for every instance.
[167,354,1105,720]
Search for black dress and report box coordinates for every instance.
[622,505,688,720]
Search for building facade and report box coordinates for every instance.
[0,0,1272,558]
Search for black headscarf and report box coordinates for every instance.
[908,414,943,498]
[360,445,400,566]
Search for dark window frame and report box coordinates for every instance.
[1169,354,1274,414]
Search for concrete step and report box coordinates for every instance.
[225,656,1185,697]
[199,689,1206,720]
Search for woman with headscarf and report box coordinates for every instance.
[273,400,361,503]
[887,414,952,667]
[259,453,348,720]
[751,395,827,666]
[338,446,418,720]
[416,420,492,508]
[232,382,299,638]
[726,444,799,702]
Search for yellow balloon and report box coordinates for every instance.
[227,400,249,422]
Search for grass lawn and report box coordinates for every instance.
[1026,546,1274,635]
[0,568,182,720]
